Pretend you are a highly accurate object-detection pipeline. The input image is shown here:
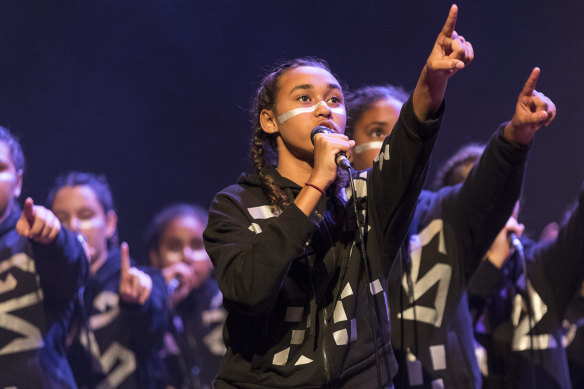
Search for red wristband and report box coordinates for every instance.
[305,182,326,197]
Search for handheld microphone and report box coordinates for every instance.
[167,277,181,295]
[508,232,524,254]
[310,126,352,171]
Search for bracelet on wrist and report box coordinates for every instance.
[304,182,326,197]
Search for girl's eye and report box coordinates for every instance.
[371,128,386,138]
[327,96,341,104]
[297,95,311,102]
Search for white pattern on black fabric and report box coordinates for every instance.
[374,144,391,171]
[272,347,290,366]
[511,281,555,351]
[247,205,275,220]
[333,329,348,345]
[340,283,353,299]
[291,330,305,345]
[333,301,347,323]
[0,253,36,274]
[432,378,445,389]
[399,219,452,327]
[429,344,446,370]
[295,355,313,365]
[248,223,262,234]
[369,279,383,295]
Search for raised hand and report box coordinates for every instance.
[426,4,474,77]
[16,197,61,244]
[413,4,474,120]
[119,242,152,305]
[486,217,525,269]
[162,261,195,308]
[310,132,355,190]
[505,67,557,144]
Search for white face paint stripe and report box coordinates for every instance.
[77,219,103,230]
[192,249,209,262]
[354,141,384,154]
[277,101,346,124]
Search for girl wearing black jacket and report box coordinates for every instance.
[203,5,474,388]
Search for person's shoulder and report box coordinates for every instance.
[212,171,260,198]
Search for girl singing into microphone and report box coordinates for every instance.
[203,5,473,388]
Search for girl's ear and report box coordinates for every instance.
[260,109,279,134]
[105,210,118,239]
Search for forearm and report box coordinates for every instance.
[205,198,317,316]
[412,65,447,121]
[457,126,530,261]
[369,96,443,257]
[122,268,168,339]
[32,228,88,302]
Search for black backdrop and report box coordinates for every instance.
[1,0,582,263]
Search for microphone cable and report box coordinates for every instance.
[511,234,536,389]
[348,169,384,389]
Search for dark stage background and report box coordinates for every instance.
[1,0,582,263]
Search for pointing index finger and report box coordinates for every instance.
[120,242,130,278]
[521,67,541,97]
[440,4,459,38]
[24,197,35,226]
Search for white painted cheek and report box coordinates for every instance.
[0,171,16,184]
[277,101,345,124]
[77,218,105,231]
[330,106,346,117]
[277,103,319,124]
[165,252,183,264]
[192,248,209,262]
[354,141,384,155]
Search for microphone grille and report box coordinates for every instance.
[310,126,333,145]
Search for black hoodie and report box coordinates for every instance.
[470,183,584,389]
[0,207,88,388]
[204,97,443,388]
[67,248,168,389]
[388,126,530,389]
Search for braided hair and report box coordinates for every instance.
[250,57,331,214]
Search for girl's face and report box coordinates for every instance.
[0,142,22,222]
[52,185,116,273]
[350,97,402,170]
[262,66,346,162]
[154,215,212,288]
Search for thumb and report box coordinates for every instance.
[24,197,35,226]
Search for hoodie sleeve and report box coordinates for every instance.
[31,228,89,304]
[367,96,443,267]
[443,125,530,281]
[528,183,584,319]
[119,265,168,348]
[467,258,506,321]
[204,188,318,316]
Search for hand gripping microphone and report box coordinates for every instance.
[310,126,352,171]
[508,232,524,254]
